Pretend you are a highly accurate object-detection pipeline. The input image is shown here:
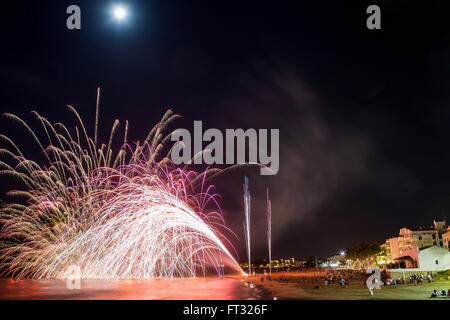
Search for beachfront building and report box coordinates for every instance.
[387,220,447,260]
[416,246,450,271]
[390,246,450,273]
[385,220,449,269]
[443,227,450,250]
[376,242,392,266]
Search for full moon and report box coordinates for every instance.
[113,6,127,20]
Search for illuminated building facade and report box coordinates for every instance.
[386,220,447,267]
[443,227,450,250]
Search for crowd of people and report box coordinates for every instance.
[407,272,434,284]
[295,269,365,288]
[257,269,364,287]
[430,289,450,298]
[254,268,450,298]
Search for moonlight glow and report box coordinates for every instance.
[112,6,127,20]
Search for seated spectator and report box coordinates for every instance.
[430,289,439,298]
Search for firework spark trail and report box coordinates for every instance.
[243,176,251,275]
[37,166,241,279]
[0,90,244,279]
[266,188,271,276]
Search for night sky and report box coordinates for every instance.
[2,1,450,261]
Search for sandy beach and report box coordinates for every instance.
[233,271,450,300]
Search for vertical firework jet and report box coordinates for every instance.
[243,176,251,275]
[267,188,272,276]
